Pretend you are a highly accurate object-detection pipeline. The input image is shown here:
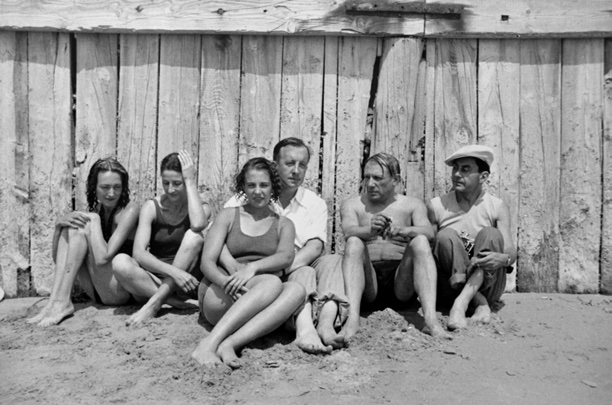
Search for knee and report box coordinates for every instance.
[289,266,315,281]
[344,236,365,256]
[183,230,205,251]
[476,227,502,241]
[258,274,283,294]
[284,281,307,303]
[409,234,431,254]
[111,254,133,276]
[435,228,459,248]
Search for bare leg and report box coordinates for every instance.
[122,230,203,325]
[316,300,345,349]
[294,301,332,354]
[339,237,377,344]
[398,236,452,340]
[28,228,86,327]
[448,268,485,331]
[216,281,306,369]
[192,275,283,368]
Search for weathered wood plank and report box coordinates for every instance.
[334,36,378,251]
[74,34,118,210]
[424,39,436,202]
[432,39,477,196]
[477,39,520,292]
[0,0,424,36]
[239,35,283,165]
[0,31,29,297]
[198,35,242,215]
[280,36,325,192]
[602,39,612,295]
[321,36,339,253]
[157,34,202,195]
[28,32,73,295]
[372,37,423,197]
[517,40,561,293]
[558,39,603,293]
[116,34,159,204]
[426,0,612,37]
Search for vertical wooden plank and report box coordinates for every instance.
[432,39,478,196]
[239,35,283,165]
[602,39,612,294]
[478,39,521,292]
[372,37,423,197]
[518,40,561,292]
[424,39,437,202]
[75,33,118,210]
[321,37,339,253]
[406,51,428,201]
[280,36,325,192]
[199,35,242,215]
[157,34,201,187]
[0,32,29,297]
[559,39,603,293]
[117,34,159,205]
[334,36,378,252]
[28,32,73,295]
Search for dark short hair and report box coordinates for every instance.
[86,157,130,211]
[272,137,311,163]
[235,157,282,202]
[160,152,182,174]
[474,158,490,173]
[364,153,401,179]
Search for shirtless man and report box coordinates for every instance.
[340,153,451,341]
[427,145,516,331]
[222,137,347,353]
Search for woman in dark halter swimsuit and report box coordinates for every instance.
[192,157,306,369]
[27,158,139,327]
[112,150,211,325]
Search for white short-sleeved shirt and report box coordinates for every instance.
[224,187,328,250]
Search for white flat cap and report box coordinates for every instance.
[445,144,494,167]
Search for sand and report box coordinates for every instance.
[1,293,611,404]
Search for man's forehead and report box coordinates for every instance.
[364,161,389,176]
[278,145,309,162]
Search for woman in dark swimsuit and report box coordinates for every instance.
[112,150,211,325]
[27,158,139,327]
[192,157,305,369]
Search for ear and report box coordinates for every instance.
[479,171,490,183]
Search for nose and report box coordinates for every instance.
[108,189,116,197]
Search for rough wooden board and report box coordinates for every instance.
[424,39,436,202]
[74,34,118,211]
[517,40,561,293]
[426,0,612,37]
[405,51,428,201]
[28,32,73,296]
[321,36,339,253]
[116,34,159,205]
[372,38,423,197]
[477,39,520,292]
[157,34,202,192]
[558,39,603,294]
[334,36,377,252]
[239,35,283,165]
[0,0,424,36]
[280,36,325,193]
[0,31,29,297]
[432,39,477,196]
[602,39,612,295]
[198,35,242,215]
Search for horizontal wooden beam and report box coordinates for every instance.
[0,1,610,37]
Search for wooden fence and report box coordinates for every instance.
[0,31,610,297]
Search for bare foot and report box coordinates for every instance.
[317,324,346,350]
[447,305,468,331]
[192,340,224,368]
[36,301,75,327]
[166,297,199,310]
[27,304,51,324]
[295,330,332,355]
[471,304,491,324]
[217,341,242,370]
[338,316,360,346]
[126,302,160,326]
[423,320,453,340]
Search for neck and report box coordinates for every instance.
[455,188,483,207]
[279,186,298,208]
[243,204,272,221]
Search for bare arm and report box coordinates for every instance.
[286,238,323,274]
[473,201,517,271]
[51,211,91,262]
[200,208,234,288]
[426,200,440,235]
[178,150,210,232]
[87,202,139,266]
[341,198,379,240]
[388,201,434,242]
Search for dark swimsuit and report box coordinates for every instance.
[149,198,191,264]
[225,207,280,263]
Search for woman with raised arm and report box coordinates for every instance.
[112,150,211,325]
[27,158,139,327]
[192,157,306,370]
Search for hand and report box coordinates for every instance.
[472,251,507,272]
[56,212,91,229]
[177,150,197,183]
[224,264,256,297]
[386,223,404,240]
[230,286,249,302]
[370,213,392,236]
[171,269,200,294]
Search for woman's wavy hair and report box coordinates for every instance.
[86,157,130,211]
[234,157,282,202]
[160,152,182,174]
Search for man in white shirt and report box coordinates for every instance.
[222,138,348,354]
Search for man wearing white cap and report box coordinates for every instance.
[427,145,517,331]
